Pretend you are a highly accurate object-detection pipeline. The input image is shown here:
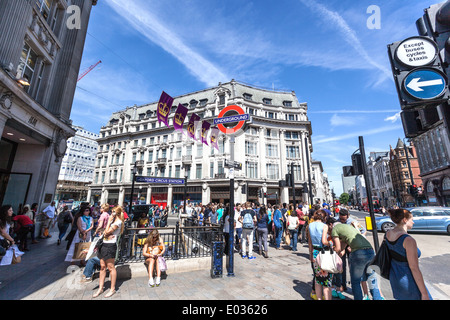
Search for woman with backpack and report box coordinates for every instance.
[256,205,269,258]
[238,202,257,260]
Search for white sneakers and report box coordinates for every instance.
[148,277,161,287]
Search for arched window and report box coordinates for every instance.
[443,177,450,191]
[427,181,434,193]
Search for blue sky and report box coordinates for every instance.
[71,0,440,195]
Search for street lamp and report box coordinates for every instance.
[130,160,144,219]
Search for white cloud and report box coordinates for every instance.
[384,112,401,123]
[105,0,229,86]
[330,113,358,127]
[314,124,403,144]
[298,0,393,86]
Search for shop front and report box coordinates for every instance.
[150,187,168,209]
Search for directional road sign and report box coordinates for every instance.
[403,68,447,100]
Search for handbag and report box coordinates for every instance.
[73,241,91,260]
[316,247,343,274]
[158,256,167,272]
[85,236,103,260]
[368,234,407,280]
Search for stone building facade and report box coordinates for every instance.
[0,0,96,212]
[88,80,316,208]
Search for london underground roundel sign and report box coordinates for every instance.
[213,105,249,134]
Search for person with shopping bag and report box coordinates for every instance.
[93,206,124,298]
[329,219,383,300]
[65,206,93,266]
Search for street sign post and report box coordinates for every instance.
[224,159,242,170]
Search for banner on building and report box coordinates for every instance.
[157,91,173,127]
[187,113,201,140]
[173,103,188,132]
[210,126,219,150]
[201,121,211,146]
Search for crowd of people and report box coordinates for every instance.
[0,198,433,300]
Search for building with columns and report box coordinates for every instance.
[88,80,315,208]
[55,125,98,201]
[0,0,97,212]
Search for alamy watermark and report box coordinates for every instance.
[66,5,81,30]
[367,5,381,30]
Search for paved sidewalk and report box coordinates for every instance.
[0,224,447,301]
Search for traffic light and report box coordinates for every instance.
[417,1,450,76]
[258,189,262,198]
[241,184,247,194]
[285,173,292,187]
[408,184,419,197]
[351,153,364,176]
[302,182,308,193]
[387,35,449,110]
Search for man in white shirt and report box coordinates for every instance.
[40,201,56,239]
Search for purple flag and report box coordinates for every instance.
[187,113,200,140]
[201,121,211,146]
[210,126,219,151]
[157,91,173,127]
[173,104,188,132]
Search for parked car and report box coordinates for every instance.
[375,206,450,234]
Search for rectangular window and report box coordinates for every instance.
[266,144,278,157]
[246,162,258,179]
[35,0,53,21]
[18,43,38,92]
[266,164,279,180]
[175,165,181,178]
[245,141,257,155]
[210,162,214,178]
[286,146,300,158]
[197,144,203,157]
[196,164,202,179]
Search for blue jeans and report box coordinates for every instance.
[83,257,100,278]
[289,229,298,251]
[348,248,382,300]
[275,226,283,248]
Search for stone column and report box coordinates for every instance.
[146,186,152,204]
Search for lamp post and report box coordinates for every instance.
[129,160,144,219]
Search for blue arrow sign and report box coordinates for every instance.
[403,68,447,100]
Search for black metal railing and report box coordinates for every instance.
[116,218,223,264]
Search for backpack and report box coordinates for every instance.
[242,210,254,229]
